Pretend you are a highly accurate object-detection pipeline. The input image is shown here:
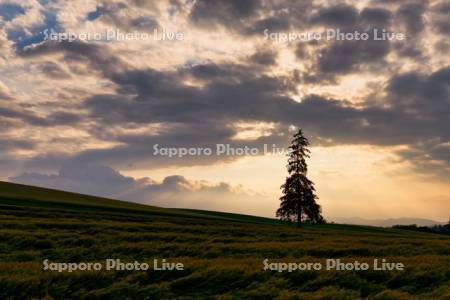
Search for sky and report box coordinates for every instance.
[0,0,449,222]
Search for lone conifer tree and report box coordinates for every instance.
[277,129,323,227]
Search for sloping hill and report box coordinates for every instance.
[0,181,396,231]
[1,181,449,299]
[0,181,284,225]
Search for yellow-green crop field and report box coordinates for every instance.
[0,182,449,299]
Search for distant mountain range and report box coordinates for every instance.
[331,217,446,227]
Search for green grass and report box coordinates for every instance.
[0,181,449,299]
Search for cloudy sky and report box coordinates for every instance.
[0,0,449,221]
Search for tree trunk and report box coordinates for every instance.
[297,182,302,228]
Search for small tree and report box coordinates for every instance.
[277,129,323,227]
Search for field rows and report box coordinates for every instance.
[1,203,449,299]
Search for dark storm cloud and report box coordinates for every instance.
[395,2,427,34]
[359,7,392,26]
[81,59,449,146]
[294,4,394,80]
[18,40,125,77]
[110,69,183,97]
[4,0,448,180]
[48,111,83,125]
[383,72,449,146]
[397,141,450,180]
[187,0,329,35]
[188,64,232,79]
[68,58,449,176]
[0,105,48,126]
[299,1,433,79]
[188,0,323,35]
[383,2,428,59]
[87,2,160,31]
[248,50,278,66]
[310,4,359,27]
[0,138,34,151]
[250,1,318,34]
[189,0,261,29]
[0,102,82,127]
[430,1,450,35]
[243,16,290,35]
[12,61,295,169]
[317,36,390,75]
[383,67,450,172]
[387,67,450,107]
[130,16,159,30]
[429,1,450,39]
[182,62,268,83]
[432,19,450,36]
[85,65,296,126]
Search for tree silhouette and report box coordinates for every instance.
[277,129,324,227]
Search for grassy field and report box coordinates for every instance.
[0,181,449,299]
